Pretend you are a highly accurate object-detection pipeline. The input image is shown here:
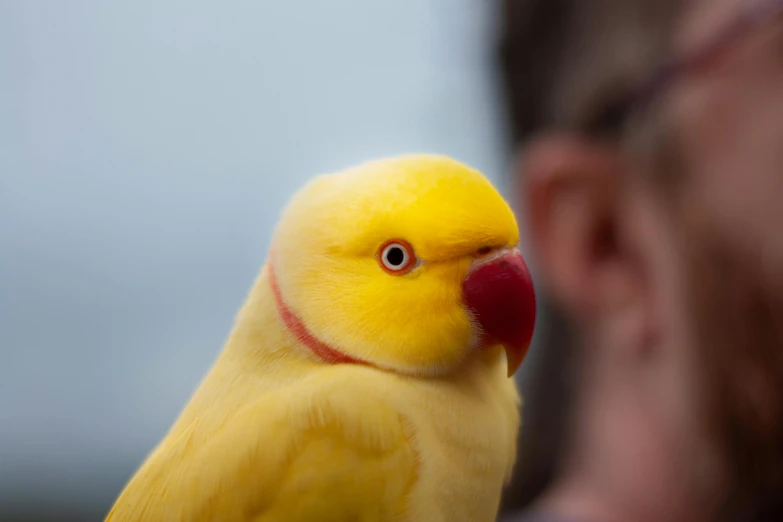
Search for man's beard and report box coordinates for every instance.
[685,227,783,521]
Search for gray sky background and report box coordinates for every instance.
[0,0,513,513]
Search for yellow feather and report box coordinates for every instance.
[106,154,523,522]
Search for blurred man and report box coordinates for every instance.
[499,0,783,521]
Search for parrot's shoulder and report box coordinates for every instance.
[235,369,419,521]
[283,365,417,451]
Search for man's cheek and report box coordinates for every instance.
[699,181,783,295]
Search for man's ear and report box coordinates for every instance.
[516,133,638,322]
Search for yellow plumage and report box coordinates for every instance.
[107,155,529,522]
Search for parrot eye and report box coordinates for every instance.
[378,240,416,275]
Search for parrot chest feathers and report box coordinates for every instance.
[107,357,520,522]
[284,362,522,522]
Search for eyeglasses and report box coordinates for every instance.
[586,0,783,136]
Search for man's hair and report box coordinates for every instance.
[500,0,682,135]
[496,0,682,511]
[548,0,682,132]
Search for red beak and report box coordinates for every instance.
[462,248,536,377]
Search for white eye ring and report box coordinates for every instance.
[378,240,416,274]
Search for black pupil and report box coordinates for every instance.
[385,247,405,267]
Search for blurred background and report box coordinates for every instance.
[1,1,570,520]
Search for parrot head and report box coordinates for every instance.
[269,155,536,377]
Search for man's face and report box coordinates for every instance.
[664,0,783,515]
[519,0,783,518]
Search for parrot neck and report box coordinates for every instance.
[268,259,370,367]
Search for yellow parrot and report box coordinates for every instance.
[106,154,537,522]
